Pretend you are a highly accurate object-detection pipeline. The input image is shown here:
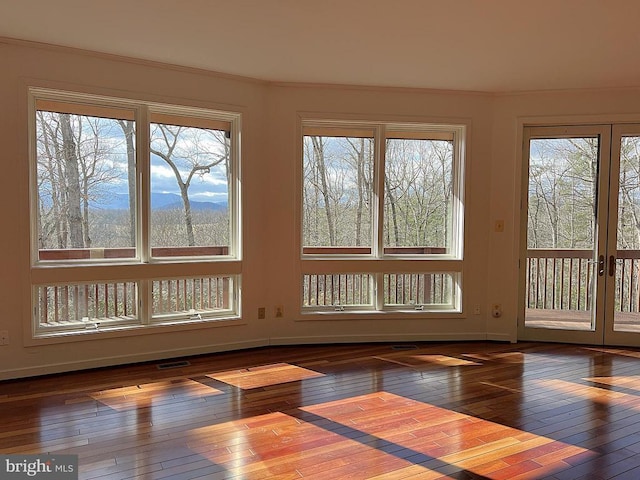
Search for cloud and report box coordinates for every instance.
[150,157,229,198]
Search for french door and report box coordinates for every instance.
[520,124,640,346]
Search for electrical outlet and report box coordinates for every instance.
[275,305,284,318]
[257,307,266,319]
[494,219,505,232]
[0,330,8,346]
[473,304,481,315]
[491,304,503,318]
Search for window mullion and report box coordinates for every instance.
[28,92,40,266]
[137,107,151,324]
[230,118,241,260]
[374,125,386,260]
[374,126,386,311]
[137,106,150,264]
[453,128,466,259]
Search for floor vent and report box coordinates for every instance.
[391,344,418,351]
[157,360,191,370]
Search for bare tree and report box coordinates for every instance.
[59,114,84,248]
[117,120,136,246]
[150,124,230,247]
[309,136,336,245]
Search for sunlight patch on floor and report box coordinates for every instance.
[533,378,631,404]
[375,354,481,368]
[89,378,223,410]
[207,363,325,389]
[584,376,640,393]
[301,391,592,479]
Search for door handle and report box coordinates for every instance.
[598,255,605,276]
[609,255,616,276]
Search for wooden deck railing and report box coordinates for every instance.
[526,249,594,311]
[37,281,138,326]
[301,246,451,308]
[37,275,231,328]
[303,274,373,307]
[384,272,451,306]
[526,249,640,314]
[612,250,640,314]
[302,272,452,308]
[35,247,232,327]
[152,276,230,314]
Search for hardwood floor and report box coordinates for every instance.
[3,341,640,479]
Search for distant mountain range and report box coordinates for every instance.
[90,192,227,211]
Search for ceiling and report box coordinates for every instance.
[1,0,639,93]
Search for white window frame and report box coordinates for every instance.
[300,118,466,315]
[28,88,242,340]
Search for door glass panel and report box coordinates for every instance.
[614,135,640,332]
[525,137,599,331]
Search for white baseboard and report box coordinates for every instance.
[485,332,516,343]
[269,332,489,345]
[0,338,270,381]
[1,333,516,380]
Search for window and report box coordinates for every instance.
[149,113,234,258]
[302,126,375,254]
[35,101,137,261]
[302,273,374,310]
[384,130,457,255]
[30,88,241,338]
[301,120,464,313]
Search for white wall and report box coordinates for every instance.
[0,40,271,379]
[265,84,494,344]
[4,39,639,380]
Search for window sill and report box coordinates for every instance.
[297,309,464,321]
[27,315,244,346]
